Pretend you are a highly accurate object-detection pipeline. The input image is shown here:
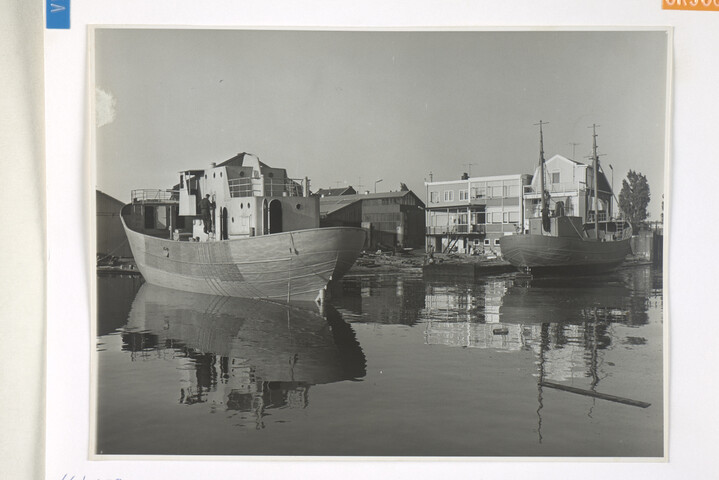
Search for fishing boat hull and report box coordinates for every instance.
[121,217,367,300]
[499,234,632,275]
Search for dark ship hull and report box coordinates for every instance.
[500,233,632,275]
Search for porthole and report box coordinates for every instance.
[240,203,243,209]
[296,204,301,210]
[268,172,274,178]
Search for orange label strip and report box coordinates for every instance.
[663,0,719,10]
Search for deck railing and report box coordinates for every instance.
[227,178,262,197]
[228,177,304,198]
[131,189,178,203]
[426,224,485,235]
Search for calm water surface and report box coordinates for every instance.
[95,266,663,456]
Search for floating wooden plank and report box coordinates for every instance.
[540,381,651,408]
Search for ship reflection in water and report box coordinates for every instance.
[96,265,662,456]
[97,282,365,448]
[423,275,650,381]
[417,271,661,445]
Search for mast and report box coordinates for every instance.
[535,120,550,233]
[591,124,600,239]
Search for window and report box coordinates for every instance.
[444,190,454,202]
[458,213,468,224]
[507,184,519,197]
[509,211,520,223]
[552,172,560,183]
[144,206,155,229]
[491,212,503,223]
[472,185,486,198]
[474,212,486,224]
[503,212,510,223]
[430,191,439,203]
[156,206,169,229]
[494,238,501,246]
[484,239,490,246]
[490,186,503,198]
[459,189,468,201]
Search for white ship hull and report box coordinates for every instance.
[122,216,366,300]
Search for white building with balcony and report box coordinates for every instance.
[522,154,613,231]
[425,173,532,254]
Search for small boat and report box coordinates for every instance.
[120,153,367,301]
[499,122,632,275]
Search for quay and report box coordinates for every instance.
[97,249,656,280]
[422,255,515,280]
[96,249,515,279]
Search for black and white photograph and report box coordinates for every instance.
[92,28,668,458]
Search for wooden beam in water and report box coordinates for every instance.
[540,381,651,408]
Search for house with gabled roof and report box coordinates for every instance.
[523,154,613,225]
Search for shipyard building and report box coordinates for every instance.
[319,189,426,250]
[96,190,133,258]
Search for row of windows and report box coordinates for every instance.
[364,197,416,206]
[431,211,520,225]
[464,238,502,246]
[429,185,521,203]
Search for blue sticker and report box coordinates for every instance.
[46,0,70,29]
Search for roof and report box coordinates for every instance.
[320,196,363,216]
[531,154,613,194]
[315,186,357,197]
[217,152,270,170]
[546,153,583,165]
[96,190,125,209]
[319,190,424,216]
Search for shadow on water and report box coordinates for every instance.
[97,279,365,431]
[96,274,143,336]
[331,274,427,325]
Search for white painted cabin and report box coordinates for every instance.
[176,153,318,242]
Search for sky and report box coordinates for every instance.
[95,29,668,219]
